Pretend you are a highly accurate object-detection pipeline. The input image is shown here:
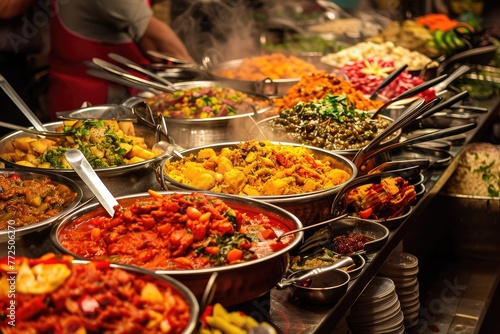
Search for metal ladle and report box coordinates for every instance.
[64,149,120,217]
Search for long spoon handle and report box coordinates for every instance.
[0,75,47,132]
[64,149,119,217]
[370,64,408,100]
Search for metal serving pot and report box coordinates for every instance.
[203,58,306,97]
[136,81,273,148]
[50,191,304,306]
[0,121,163,199]
[159,141,357,226]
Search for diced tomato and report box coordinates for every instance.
[18,295,46,321]
[226,249,243,262]
[204,246,220,255]
[200,305,213,327]
[359,208,373,219]
[261,229,277,240]
[186,207,202,220]
[8,174,21,180]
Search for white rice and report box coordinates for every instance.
[443,142,500,197]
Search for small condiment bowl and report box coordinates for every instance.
[287,268,350,305]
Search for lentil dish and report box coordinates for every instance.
[213,53,318,81]
[57,191,295,270]
[261,94,392,150]
[163,140,351,196]
[0,173,77,229]
[0,254,192,334]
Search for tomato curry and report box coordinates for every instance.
[57,191,295,270]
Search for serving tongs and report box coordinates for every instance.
[107,53,177,89]
[276,256,354,289]
[146,50,207,72]
[91,58,177,93]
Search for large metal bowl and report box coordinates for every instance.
[137,80,273,148]
[4,256,199,334]
[0,121,163,199]
[204,58,313,97]
[50,191,304,306]
[159,141,357,226]
[0,169,83,243]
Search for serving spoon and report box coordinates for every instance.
[0,121,73,137]
[64,149,120,217]
[0,74,48,132]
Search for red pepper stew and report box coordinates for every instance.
[0,255,192,334]
[57,191,295,270]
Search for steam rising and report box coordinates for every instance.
[171,1,260,62]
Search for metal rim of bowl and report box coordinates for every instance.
[0,121,164,177]
[160,141,358,205]
[139,80,274,124]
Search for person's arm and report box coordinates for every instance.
[0,0,36,19]
[138,15,193,62]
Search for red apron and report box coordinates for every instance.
[48,1,150,119]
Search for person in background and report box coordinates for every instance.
[48,0,193,118]
[0,0,45,137]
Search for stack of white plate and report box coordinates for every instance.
[378,252,420,329]
[347,277,405,334]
